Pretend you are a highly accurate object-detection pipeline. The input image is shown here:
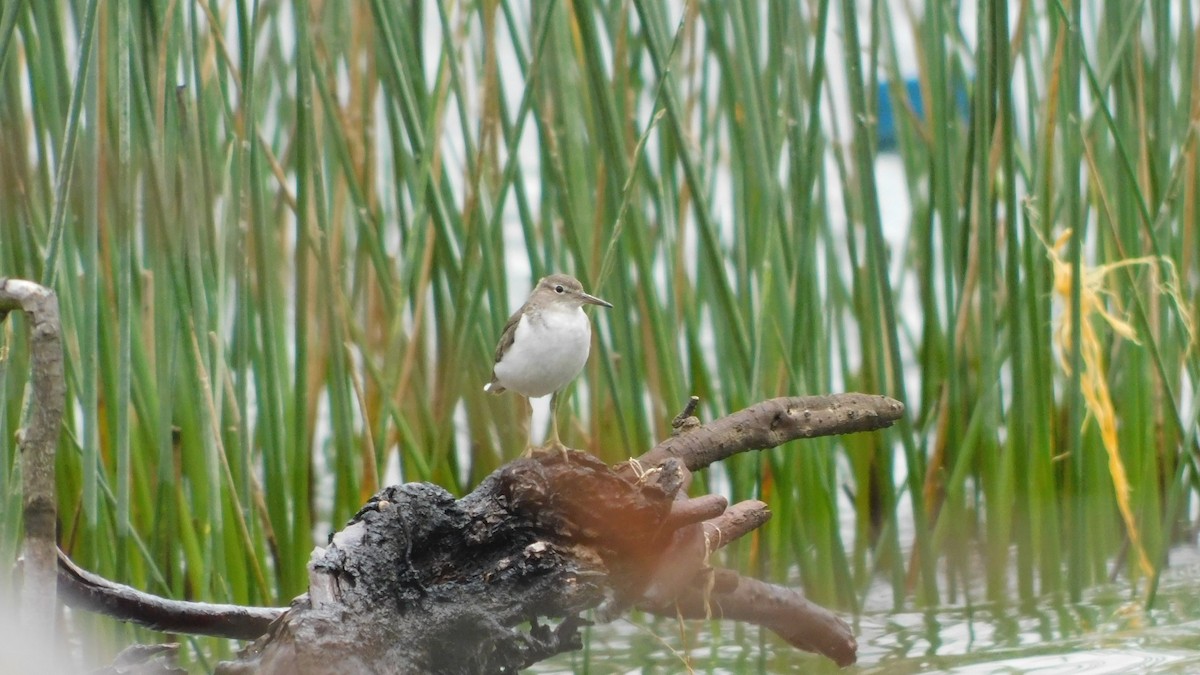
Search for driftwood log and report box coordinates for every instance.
[55,393,901,672]
[9,276,903,672]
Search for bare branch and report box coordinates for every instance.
[639,393,904,470]
[702,499,770,550]
[643,573,858,668]
[0,278,65,641]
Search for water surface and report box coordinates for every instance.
[532,545,1200,673]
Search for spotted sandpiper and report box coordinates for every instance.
[484,273,611,453]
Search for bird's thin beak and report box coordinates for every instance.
[580,291,613,308]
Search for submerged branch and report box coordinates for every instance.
[645,574,857,666]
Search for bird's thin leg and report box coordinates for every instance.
[550,391,561,446]
[546,390,569,460]
[521,396,534,458]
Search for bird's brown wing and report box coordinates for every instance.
[485,304,527,393]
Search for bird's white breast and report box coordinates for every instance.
[492,307,592,398]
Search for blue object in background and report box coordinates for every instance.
[875,76,970,153]
[875,78,925,152]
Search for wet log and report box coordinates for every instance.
[221,394,897,671]
[56,393,902,672]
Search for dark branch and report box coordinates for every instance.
[58,549,283,640]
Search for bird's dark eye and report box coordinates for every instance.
[555,285,565,293]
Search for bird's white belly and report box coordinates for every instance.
[493,309,592,398]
